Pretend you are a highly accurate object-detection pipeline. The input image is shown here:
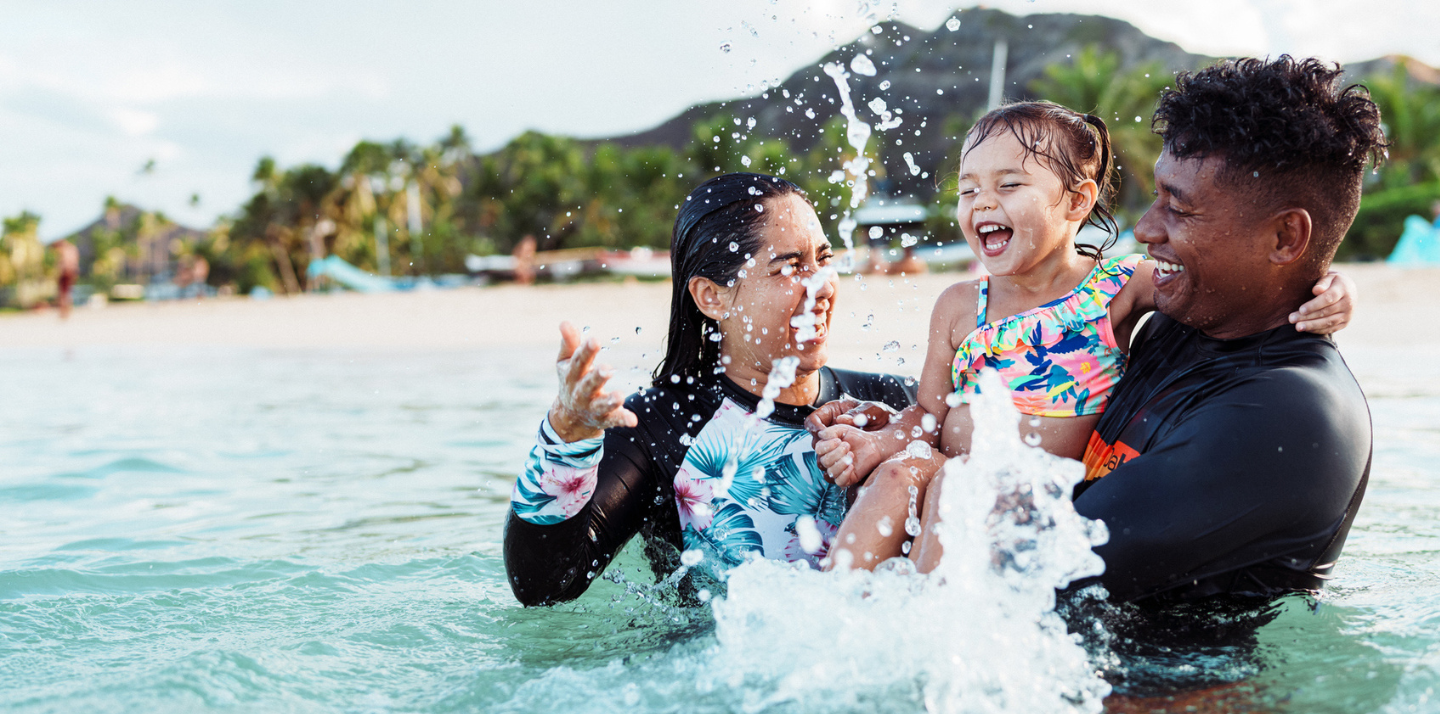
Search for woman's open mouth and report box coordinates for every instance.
[977,222,1013,257]
[790,308,829,343]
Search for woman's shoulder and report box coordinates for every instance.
[823,367,917,410]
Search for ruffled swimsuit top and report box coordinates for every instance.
[951,254,1144,418]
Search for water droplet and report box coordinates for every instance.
[850,54,877,76]
[880,80,891,90]
[635,326,642,335]
[719,41,732,53]
[883,340,900,352]
[869,226,884,239]
[868,97,888,114]
[945,17,961,31]
[754,203,764,212]
[741,155,752,167]
[680,549,704,566]
[729,241,739,252]
[1024,432,1043,447]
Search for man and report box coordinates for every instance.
[1072,56,1387,602]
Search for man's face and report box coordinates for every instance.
[1135,151,1276,336]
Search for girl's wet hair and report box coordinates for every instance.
[963,101,1119,260]
[655,172,808,387]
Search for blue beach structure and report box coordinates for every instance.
[1387,215,1440,267]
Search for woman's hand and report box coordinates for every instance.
[1290,270,1356,334]
[548,321,638,443]
[804,399,898,436]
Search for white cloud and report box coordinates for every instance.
[108,107,159,136]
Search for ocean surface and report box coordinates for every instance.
[1,341,1437,713]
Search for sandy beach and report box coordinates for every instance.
[2,264,1436,372]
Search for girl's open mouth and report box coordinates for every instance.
[977,222,1013,256]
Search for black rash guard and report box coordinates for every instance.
[504,366,915,606]
[1072,313,1372,603]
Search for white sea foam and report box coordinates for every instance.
[706,371,1111,713]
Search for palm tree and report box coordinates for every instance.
[1365,59,1440,189]
[1029,46,1172,223]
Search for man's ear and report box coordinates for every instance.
[1268,208,1313,266]
[1066,178,1100,223]
[689,276,728,320]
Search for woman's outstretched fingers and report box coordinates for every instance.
[556,321,583,363]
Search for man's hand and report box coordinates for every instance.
[1291,270,1356,334]
[548,321,638,442]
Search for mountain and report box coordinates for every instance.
[606,7,1428,202]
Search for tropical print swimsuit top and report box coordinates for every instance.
[951,253,1144,417]
[507,368,914,579]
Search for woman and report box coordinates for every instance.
[503,173,915,606]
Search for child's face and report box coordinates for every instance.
[955,130,1079,277]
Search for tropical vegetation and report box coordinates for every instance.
[2,48,1437,303]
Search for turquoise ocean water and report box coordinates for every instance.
[1,343,1437,712]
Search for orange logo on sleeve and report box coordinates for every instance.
[1083,431,1140,482]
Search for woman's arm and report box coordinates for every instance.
[503,322,655,606]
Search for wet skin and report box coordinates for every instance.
[689,192,838,407]
[1137,151,1319,339]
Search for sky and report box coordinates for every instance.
[1,0,1436,237]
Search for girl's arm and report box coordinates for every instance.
[1290,271,1357,333]
[813,281,978,485]
[1109,262,1358,351]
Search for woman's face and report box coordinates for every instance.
[715,193,838,383]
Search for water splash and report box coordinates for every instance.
[704,370,1111,712]
[716,356,801,497]
[821,61,874,273]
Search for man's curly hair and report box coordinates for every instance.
[1152,55,1388,275]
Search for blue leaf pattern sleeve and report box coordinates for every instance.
[510,417,603,525]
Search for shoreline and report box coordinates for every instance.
[2,265,1436,362]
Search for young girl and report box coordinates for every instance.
[813,101,1355,572]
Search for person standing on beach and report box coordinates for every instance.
[53,238,79,319]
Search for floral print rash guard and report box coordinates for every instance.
[504,367,914,605]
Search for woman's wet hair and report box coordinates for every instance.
[655,172,808,387]
[962,100,1119,260]
[1153,55,1387,276]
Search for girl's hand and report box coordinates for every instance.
[814,424,891,487]
[548,321,637,443]
[1290,270,1356,334]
